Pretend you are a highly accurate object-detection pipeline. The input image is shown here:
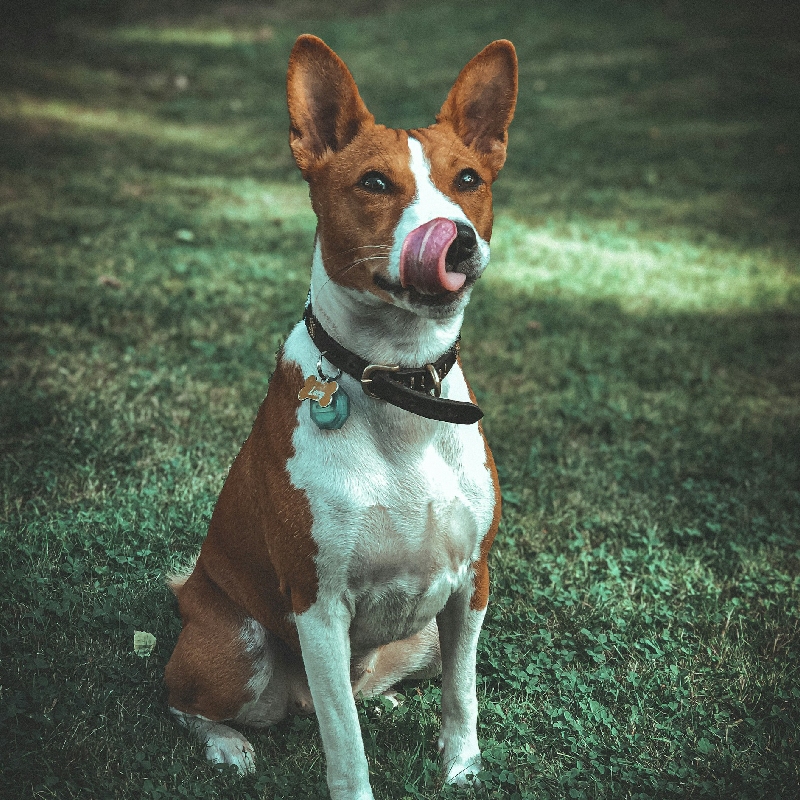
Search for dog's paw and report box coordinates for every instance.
[443,753,482,787]
[171,708,256,775]
[438,733,482,786]
[204,724,256,775]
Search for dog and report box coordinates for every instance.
[164,34,517,799]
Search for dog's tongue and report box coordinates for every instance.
[399,218,466,295]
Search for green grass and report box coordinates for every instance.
[1,1,798,798]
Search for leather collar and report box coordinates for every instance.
[302,302,483,425]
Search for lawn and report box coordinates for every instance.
[1,1,798,798]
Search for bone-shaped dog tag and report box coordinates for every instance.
[298,375,338,408]
[299,375,350,430]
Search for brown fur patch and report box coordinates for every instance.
[169,355,315,662]
[461,362,502,611]
[306,125,414,296]
[165,355,316,718]
[470,440,502,611]
[197,355,317,644]
[165,562,258,718]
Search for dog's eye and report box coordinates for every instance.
[455,168,483,192]
[358,171,392,194]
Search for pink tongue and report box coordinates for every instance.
[399,218,467,295]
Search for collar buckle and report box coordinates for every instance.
[361,363,400,398]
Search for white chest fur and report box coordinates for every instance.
[282,322,496,655]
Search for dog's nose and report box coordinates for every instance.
[455,222,477,250]
[445,222,478,271]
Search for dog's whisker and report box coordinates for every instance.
[332,244,392,256]
[347,255,391,267]
[315,254,390,299]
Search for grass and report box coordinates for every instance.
[1,1,799,798]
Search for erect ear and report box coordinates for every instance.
[436,40,518,175]
[287,34,374,175]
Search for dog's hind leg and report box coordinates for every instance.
[234,625,314,723]
[165,566,291,774]
[353,618,441,699]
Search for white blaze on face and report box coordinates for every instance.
[389,137,490,286]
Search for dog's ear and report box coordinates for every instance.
[287,35,374,175]
[436,40,518,175]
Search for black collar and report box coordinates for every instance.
[302,302,483,425]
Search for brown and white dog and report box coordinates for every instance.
[164,35,517,799]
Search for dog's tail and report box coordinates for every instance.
[165,554,199,595]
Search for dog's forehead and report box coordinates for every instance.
[316,122,478,191]
[411,126,487,176]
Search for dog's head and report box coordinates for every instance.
[287,35,517,320]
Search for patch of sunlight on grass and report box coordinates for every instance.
[157,176,314,226]
[0,96,253,150]
[108,24,274,47]
[489,213,800,312]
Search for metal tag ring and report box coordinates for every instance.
[317,352,342,383]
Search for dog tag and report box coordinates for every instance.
[309,385,350,429]
[298,375,338,407]
[299,374,350,430]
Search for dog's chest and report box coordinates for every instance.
[283,325,495,649]
[325,443,488,651]
[341,448,483,649]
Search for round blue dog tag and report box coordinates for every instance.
[310,387,350,430]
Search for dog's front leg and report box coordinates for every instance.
[295,600,374,800]
[437,586,486,786]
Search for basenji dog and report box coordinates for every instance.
[164,34,517,799]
